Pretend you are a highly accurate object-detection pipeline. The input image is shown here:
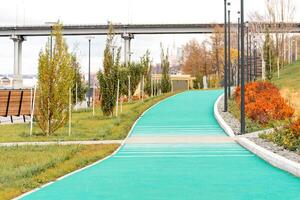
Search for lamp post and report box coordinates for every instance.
[224,0,228,112]
[228,3,231,97]
[296,38,298,61]
[86,36,94,107]
[111,45,117,60]
[240,0,246,135]
[254,38,257,81]
[45,22,56,58]
[237,11,241,86]
[246,21,249,82]
[249,33,252,81]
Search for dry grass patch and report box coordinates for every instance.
[280,88,300,118]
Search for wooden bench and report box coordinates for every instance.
[0,89,33,123]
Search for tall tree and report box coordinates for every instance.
[97,24,120,116]
[263,31,277,81]
[181,39,202,76]
[250,0,295,78]
[70,53,87,104]
[210,25,224,78]
[36,23,74,136]
[140,51,153,96]
[160,46,172,93]
[201,40,211,78]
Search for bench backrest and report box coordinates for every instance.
[0,89,32,117]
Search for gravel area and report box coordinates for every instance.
[217,95,300,164]
[217,96,241,135]
[247,136,300,164]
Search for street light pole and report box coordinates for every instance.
[296,39,298,61]
[224,0,228,112]
[88,38,91,107]
[45,22,56,58]
[240,0,246,135]
[249,33,252,81]
[86,37,94,107]
[237,12,240,86]
[254,39,257,81]
[228,5,231,97]
[246,22,249,82]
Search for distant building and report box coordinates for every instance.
[169,42,183,69]
[0,76,11,87]
[152,74,195,92]
[0,75,36,89]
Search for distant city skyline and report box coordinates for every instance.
[0,0,299,75]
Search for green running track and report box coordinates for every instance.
[22,90,300,200]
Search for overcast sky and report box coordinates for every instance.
[0,0,299,75]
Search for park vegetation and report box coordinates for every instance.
[261,118,300,151]
[0,144,119,200]
[98,24,169,116]
[0,93,172,142]
[259,61,300,152]
[97,24,120,116]
[160,46,172,93]
[235,81,294,125]
[249,0,297,80]
[36,23,74,136]
[181,26,238,89]
[71,53,88,104]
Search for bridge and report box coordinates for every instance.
[1,23,300,87]
[1,23,300,36]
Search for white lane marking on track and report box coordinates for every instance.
[114,155,255,158]
[118,151,250,154]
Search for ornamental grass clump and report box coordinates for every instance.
[235,81,294,125]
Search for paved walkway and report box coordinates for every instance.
[20,91,300,200]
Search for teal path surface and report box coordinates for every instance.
[22,90,300,200]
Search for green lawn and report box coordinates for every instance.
[0,144,119,200]
[273,60,300,90]
[0,94,172,142]
[273,60,300,117]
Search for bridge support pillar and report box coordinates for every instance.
[121,33,134,65]
[11,35,25,88]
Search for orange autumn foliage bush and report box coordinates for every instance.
[235,81,294,124]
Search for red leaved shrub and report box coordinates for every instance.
[235,81,294,124]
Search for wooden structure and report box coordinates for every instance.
[151,74,195,92]
[0,89,32,123]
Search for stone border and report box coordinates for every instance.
[15,93,179,200]
[213,94,235,137]
[214,93,300,178]
[238,137,300,177]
